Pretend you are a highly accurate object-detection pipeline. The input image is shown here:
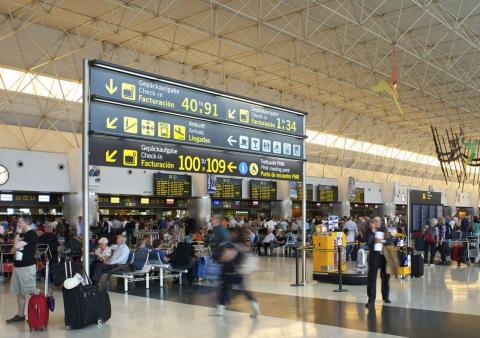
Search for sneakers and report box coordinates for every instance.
[6,315,25,324]
[383,299,391,304]
[250,301,260,319]
[210,305,225,316]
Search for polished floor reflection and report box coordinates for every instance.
[0,257,479,338]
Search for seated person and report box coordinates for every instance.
[139,234,153,250]
[92,234,130,283]
[38,224,58,259]
[169,239,196,283]
[261,229,278,256]
[192,230,204,242]
[94,237,112,262]
[151,239,169,264]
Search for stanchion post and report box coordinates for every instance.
[333,245,348,292]
[291,245,303,287]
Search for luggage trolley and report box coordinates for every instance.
[0,244,14,283]
[466,235,479,264]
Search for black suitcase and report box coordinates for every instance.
[411,254,424,277]
[62,267,111,329]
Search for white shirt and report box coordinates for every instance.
[263,233,276,244]
[265,220,277,231]
[344,220,358,243]
[107,243,130,265]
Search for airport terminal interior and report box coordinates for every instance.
[1,0,480,337]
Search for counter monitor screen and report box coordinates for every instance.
[140,197,149,205]
[0,194,13,202]
[250,180,277,200]
[212,178,242,199]
[154,173,191,197]
[38,195,50,202]
[110,197,120,204]
[165,198,175,205]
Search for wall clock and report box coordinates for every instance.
[0,165,9,186]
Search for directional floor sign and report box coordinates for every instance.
[90,100,304,159]
[89,135,303,181]
[90,61,305,137]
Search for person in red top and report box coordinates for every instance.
[6,216,39,324]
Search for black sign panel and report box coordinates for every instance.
[250,180,277,200]
[90,100,303,159]
[409,190,442,205]
[154,173,191,197]
[212,178,242,199]
[349,188,365,203]
[0,193,63,207]
[318,185,338,203]
[97,194,188,209]
[89,135,302,181]
[90,63,305,136]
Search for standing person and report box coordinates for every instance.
[344,217,358,260]
[365,216,391,309]
[76,216,83,237]
[125,218,136,246]
[472,216,480,236]
[6,216,39,324]
[423,219,438,266]
[437,218,448,265]
[211,227,260,318]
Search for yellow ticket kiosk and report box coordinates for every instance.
[313,232,346,273]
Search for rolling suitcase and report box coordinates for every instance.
[356,249,367,271]
[411,254,424,278]
[28,261,50,331]
[62,266,111,330]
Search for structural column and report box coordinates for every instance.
[444,189,457,217]
[272,181,292,219]
[64,148,98,227]
[334,176,351,217]
[187,173,211,228]
[378,182,396,217]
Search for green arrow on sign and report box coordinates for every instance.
[105,78,118,95]
[106,117,118,129]
[105,149,118,163]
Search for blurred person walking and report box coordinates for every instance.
[211,227,260,318]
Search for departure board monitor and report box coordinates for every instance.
[212,178,242,199]
[250,180,277,200]
[154,173,191,197]
[318,185,338,203]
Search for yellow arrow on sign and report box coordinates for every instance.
[106,117,118,129]
[227,162,237,173]
[105,79,118,95]
[105,149,118,163]
[227,109,236,119]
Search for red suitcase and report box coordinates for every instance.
[27,261,50,331]
[28,294,49,331]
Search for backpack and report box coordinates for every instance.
[445,224,452,239]
[424,227,436,244]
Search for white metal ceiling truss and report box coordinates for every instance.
[0,0,479,187]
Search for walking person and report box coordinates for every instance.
[365,216,391,309]
[211,227,260,318]
[6,216,39,324]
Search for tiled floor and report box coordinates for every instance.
[0,256,478,338]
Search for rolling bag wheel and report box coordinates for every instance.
[98,319,104,325]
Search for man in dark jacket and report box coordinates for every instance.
[365,216,392,309]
